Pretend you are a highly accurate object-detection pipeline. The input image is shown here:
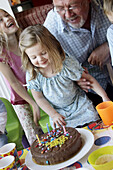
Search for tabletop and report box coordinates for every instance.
[18,121,113,170]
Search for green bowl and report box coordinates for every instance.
[88,146,113,170]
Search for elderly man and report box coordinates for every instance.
[44,0,113,106]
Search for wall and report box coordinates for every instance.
[0,0,15,17]
[31,0,52,7]
[20,0,52,7]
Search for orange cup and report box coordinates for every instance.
[96,101,113,125]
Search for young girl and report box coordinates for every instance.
[0,9,42,145]
[19,24,110,128]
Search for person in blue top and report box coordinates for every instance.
[104,0,113,67]
[0,99,8,147]
[44,0,113,106]
[19,25,110,128]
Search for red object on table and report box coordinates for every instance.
[18,147,30,169]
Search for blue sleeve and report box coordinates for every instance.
[26,72,41,92]
[107,24,113,66]
[62,54,84,81]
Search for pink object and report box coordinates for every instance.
[63,126,67,134]
[0,51,27,105]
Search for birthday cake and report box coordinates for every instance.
[31,127,82,165]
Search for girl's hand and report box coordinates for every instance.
[77,69,91,93]
[77,77,91,92]
[52,113,66,128]
[102,95,111,102]
[32,103,40,126]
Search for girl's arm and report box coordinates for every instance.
[31,89,66,128]
[0,62,40,125]
[82,71,110,101]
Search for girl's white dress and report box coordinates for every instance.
[26,56,99,128]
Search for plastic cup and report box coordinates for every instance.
[0,155,17,170]
[0,143,20,168]
[96,101,113,125]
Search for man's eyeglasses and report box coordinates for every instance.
[53,2,83,14]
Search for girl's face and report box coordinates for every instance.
[0,9,18,35]
[25,42,50,69]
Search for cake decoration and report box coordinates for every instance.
[36,134,41,145]
[35,128,69,150]
[46,123,50,133]
[31,127,82,165]
[63,125,67,134]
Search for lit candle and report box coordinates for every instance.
[36,134,41,145]
[46,123,50,133]
[63,126,67,134]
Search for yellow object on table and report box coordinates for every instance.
[88,146,113,170]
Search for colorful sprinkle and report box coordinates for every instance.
[46,161,49,164]
[46,123,50,133]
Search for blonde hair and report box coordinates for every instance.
[0,32,8,54]
[0,9,21,63]
[19,24,65,80]
[103,0,113,14]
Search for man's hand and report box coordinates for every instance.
[88,42,110,68]
[78,43,110,92]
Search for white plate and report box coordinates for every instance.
[25,128,94,170]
